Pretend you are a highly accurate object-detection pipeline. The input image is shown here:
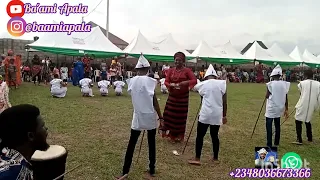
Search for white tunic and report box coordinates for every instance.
[113,81,125,93]
[159,78,167,92]
[127,76,157,130]
[79,78,93,94]
[60,67,68,80]
[98,80,110,94]
[50,79,67,98]
[295,80,320,122]
[194,79,226,125]
[265,81,290,118]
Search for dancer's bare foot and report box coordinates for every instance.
[144,170,155,180]
[188,158,201,166]
[211,158,220,164]
[291,141,303,145]
[115,174,128,180]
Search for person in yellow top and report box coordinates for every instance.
[199,70,204,80]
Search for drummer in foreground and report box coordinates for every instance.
[0,104,49,180]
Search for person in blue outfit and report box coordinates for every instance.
[0,104,49,180]
[72,58,84,86]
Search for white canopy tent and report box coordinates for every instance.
[151,34,196,63]
[289,46,309,67]
[192,41,252,64]
[302,49,320,65]
[151,34,191,56]
[28,25,123,57]
[289,46,304,62]
[244,41,273,61]
[124,31,158,56]
[29,26,121,51]
[192,41,221,59]
[213,41,247,59]
[267,43,302,64]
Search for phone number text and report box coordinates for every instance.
[229,168,311,178]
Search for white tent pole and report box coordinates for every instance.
[106,0,109,38]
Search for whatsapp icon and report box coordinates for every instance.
[281,152,303,169]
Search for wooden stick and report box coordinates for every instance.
[52,164,82,180]
[250,98,266,139]
[182,99,202,155]
[136,131,145,164]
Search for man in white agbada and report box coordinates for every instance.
[264,65,290,147]
[113,78,125,96]
[116,55,163,180]
[97,77,110,96]
[79,75,94,97]
[293,69,320,145]
[159,76,168,94]
[50,74,67,98]
[188,64,227,166]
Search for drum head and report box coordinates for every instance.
[32,145,66,161]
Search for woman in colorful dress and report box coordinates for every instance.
[31,54,42,85]
[4,50,22,87]
[160,52,197,142]
[256,62,264,83]
[0,75,11,113]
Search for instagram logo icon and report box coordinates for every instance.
[7,17,26,37]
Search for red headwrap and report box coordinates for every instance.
[174,52,186,62]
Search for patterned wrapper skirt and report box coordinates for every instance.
[162,91,189,141]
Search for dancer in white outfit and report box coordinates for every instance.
[159,77,168,94]
[79,75,94,97]
[50,74,67,98]
[113,77,125,96]
[98,77,111,96]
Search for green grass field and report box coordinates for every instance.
[10,82,320,180]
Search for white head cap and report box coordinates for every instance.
[204,64,217,78]
[270,64,282,77]
[257,148,268,155]
[135,54,150,69]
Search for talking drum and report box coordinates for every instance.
[31,145,68,180]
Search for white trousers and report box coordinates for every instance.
[51,87,67,98]
[161,86,168,94]
[81,87,93,96]
[99,88,108,95]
